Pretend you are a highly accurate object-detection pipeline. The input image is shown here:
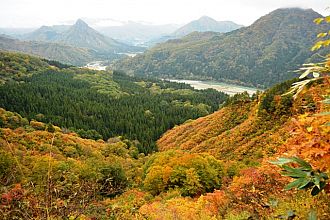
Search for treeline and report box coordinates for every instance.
[114,8,327,88]
[0,69,227,154]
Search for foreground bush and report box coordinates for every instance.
[143,150,224,196]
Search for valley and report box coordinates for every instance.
[115,8,328,88]
[0,2,329,220]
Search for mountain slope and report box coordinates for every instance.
[0,35,93,65]
[146,78,330,219]
[57,19,133,52]
[157,77,330,163]
[24,25,70,41]
[173,16,243,37]
[115,8,327,88]
[24,19,143,53]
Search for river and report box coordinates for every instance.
[167,79,260,96]
[84,61,107,71]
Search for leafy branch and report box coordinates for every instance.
[270,157,328,196]
[283,16,330,99]
[312,16,330,51]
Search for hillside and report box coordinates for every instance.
[172,16,243,37]
[0,51,228,154]
[157,77,329,161]
[115,8,328,88]
[153,77,330,219]
[1,76,329,219]
[0,36,94,66]
[0,107,147,219]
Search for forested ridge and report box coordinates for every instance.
[115,8,328,88]
[0,51,228,154]
[0,36,96,66]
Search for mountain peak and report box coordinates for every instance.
[267,7,320,17]
[173,16,242,37]
[198,16,216,21]
[251,7,321,29]
[74,19,89,28]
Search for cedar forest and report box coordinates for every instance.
[0,8,330,220]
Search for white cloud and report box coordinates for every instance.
[0,0,327,27]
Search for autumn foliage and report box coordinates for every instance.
[142,150,223,196]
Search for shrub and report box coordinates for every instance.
[143,150,223,196]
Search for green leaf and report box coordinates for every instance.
[311,186,321,196]
[324,40,330,47]
[314,18,324,24]
[287,210,296,217]
[297,178,312,190]
[320,99,330,104]
[308,209,317,220]
[311,44,322,51]
[313,175,321,189]
[320,172,329,180]
[325,16,330,23]
[320,181,327,190]
[317,32,328,38]
[291,157,313,171]
[299,69,312,79]
[314,112,330,116]
[285,178,306,190]
[312,72,320,78]
[269,157,294,165]
[282,165,308,178]
[300,181,313,190]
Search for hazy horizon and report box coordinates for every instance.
[0,0,328,28]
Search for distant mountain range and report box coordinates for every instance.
[95,17,242,46]
[24,19,142,53]
[24,25,70,41]
[0,35,94,66]
[0,19,145,65]
[145,16,243,46]
[0,27,36,37]
[1,17,242,48]
[173,16,243,38]
[114,8,328,88]
[96,22,180,46]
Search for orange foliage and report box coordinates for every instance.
[154,79,330,218]
[157,100,291,163]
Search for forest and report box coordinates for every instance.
[0,74,329,219]
[0,51,228,154]
[115,8,328,88]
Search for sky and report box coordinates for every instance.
[0,0,328,28]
